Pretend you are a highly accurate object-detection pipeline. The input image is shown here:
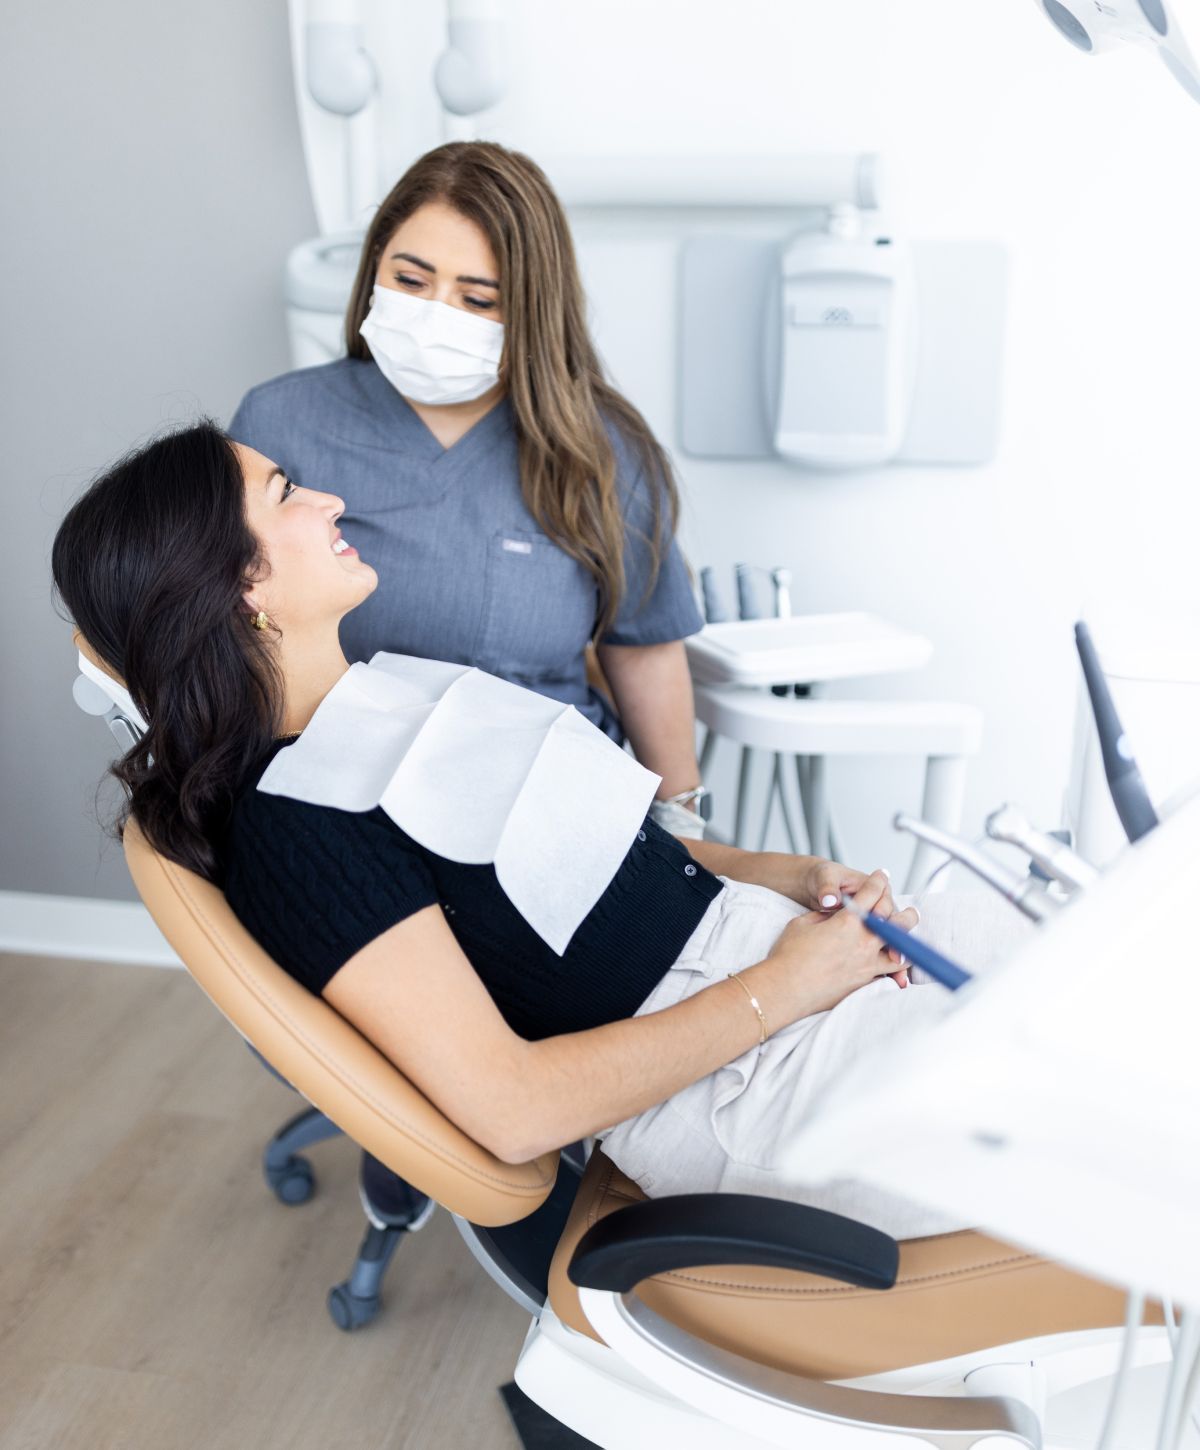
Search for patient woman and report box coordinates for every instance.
[53,424,995,1239]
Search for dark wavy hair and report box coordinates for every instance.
[51,421,283,882]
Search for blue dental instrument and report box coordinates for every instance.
[840,895,974,991]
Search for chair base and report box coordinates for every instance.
[262,1104,342,1204]
[516,1304,1182,1450]
[517,1309,790,1449]
[499,1382,600,1449]
[327,1221,409,1331]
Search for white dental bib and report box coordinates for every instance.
[257,653,660,955]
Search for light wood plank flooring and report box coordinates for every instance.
[0,953,529,1450]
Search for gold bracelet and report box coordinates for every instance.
[728,972,768,1046]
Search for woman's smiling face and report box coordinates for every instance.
[236,444,376,631]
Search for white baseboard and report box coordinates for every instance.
[0,890,181,968]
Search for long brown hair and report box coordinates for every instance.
[345,141,680,637]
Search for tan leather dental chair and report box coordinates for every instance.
[75,637,1157,1449]
[122,821,1161,1450]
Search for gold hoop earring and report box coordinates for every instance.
[251,610,270,631]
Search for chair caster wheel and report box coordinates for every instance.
[265,1156,315,1205]
[328,1283,380,1331]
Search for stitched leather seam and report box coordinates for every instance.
[152,850,555,1195]
[656,1253,1038,1296]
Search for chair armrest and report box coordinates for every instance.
[563,1193,1041,1448]
[567,1192,898,1293]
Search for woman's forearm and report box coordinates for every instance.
[684,837,823,896]
[504,958,785,1163]
[595,639,700,799]
[326,880,900,1169]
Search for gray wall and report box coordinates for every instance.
[1,0,315,900]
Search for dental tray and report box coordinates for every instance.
[685,613,933,687]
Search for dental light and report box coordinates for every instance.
[1036,0,1200,104]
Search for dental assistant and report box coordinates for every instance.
[230,141,705,827]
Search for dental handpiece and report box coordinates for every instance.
[984,804,1099,893]
[893,813,1060,924]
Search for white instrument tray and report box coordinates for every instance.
[684,613,933,687]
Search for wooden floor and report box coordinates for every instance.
[0,953,530,1450]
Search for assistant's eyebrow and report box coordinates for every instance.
[390,250,499,289]
[263,467,283,492]
[391,251,435,274]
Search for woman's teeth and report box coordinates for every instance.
[332,538,350,554]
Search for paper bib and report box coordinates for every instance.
[257,653,661,954]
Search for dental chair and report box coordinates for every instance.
[72,636,1166,1448]
[121,795,1164,1450]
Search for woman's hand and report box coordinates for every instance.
[793,858,916,977]
[763,870,915,1019]
[680,843,916,981]
[793,857,889,914]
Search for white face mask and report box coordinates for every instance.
[359,285,504,406]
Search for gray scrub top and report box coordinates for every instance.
[228,358,703,738]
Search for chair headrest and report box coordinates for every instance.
[122,819,558,1226]
[73,629,122,685]
[73,630,147,732]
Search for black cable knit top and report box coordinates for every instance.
[218,741,723,1041]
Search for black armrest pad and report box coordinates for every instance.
[568,1193,898,1293]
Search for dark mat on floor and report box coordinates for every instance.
[499,1382,600,1449]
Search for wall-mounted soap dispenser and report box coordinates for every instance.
[769,223,918,469]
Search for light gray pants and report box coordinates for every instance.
[598,878,1034,1240]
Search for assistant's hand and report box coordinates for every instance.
[797,858,917,979]
[764,870,911,1019]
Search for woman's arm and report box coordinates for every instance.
[323,875,898,1165]
[595,639,700,801]
[684,838,827,898]
[686,836,896,913]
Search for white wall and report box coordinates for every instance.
[365,0,1200,873]
[13,0,1200,903]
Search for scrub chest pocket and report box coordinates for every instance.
[475,529,598,678]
